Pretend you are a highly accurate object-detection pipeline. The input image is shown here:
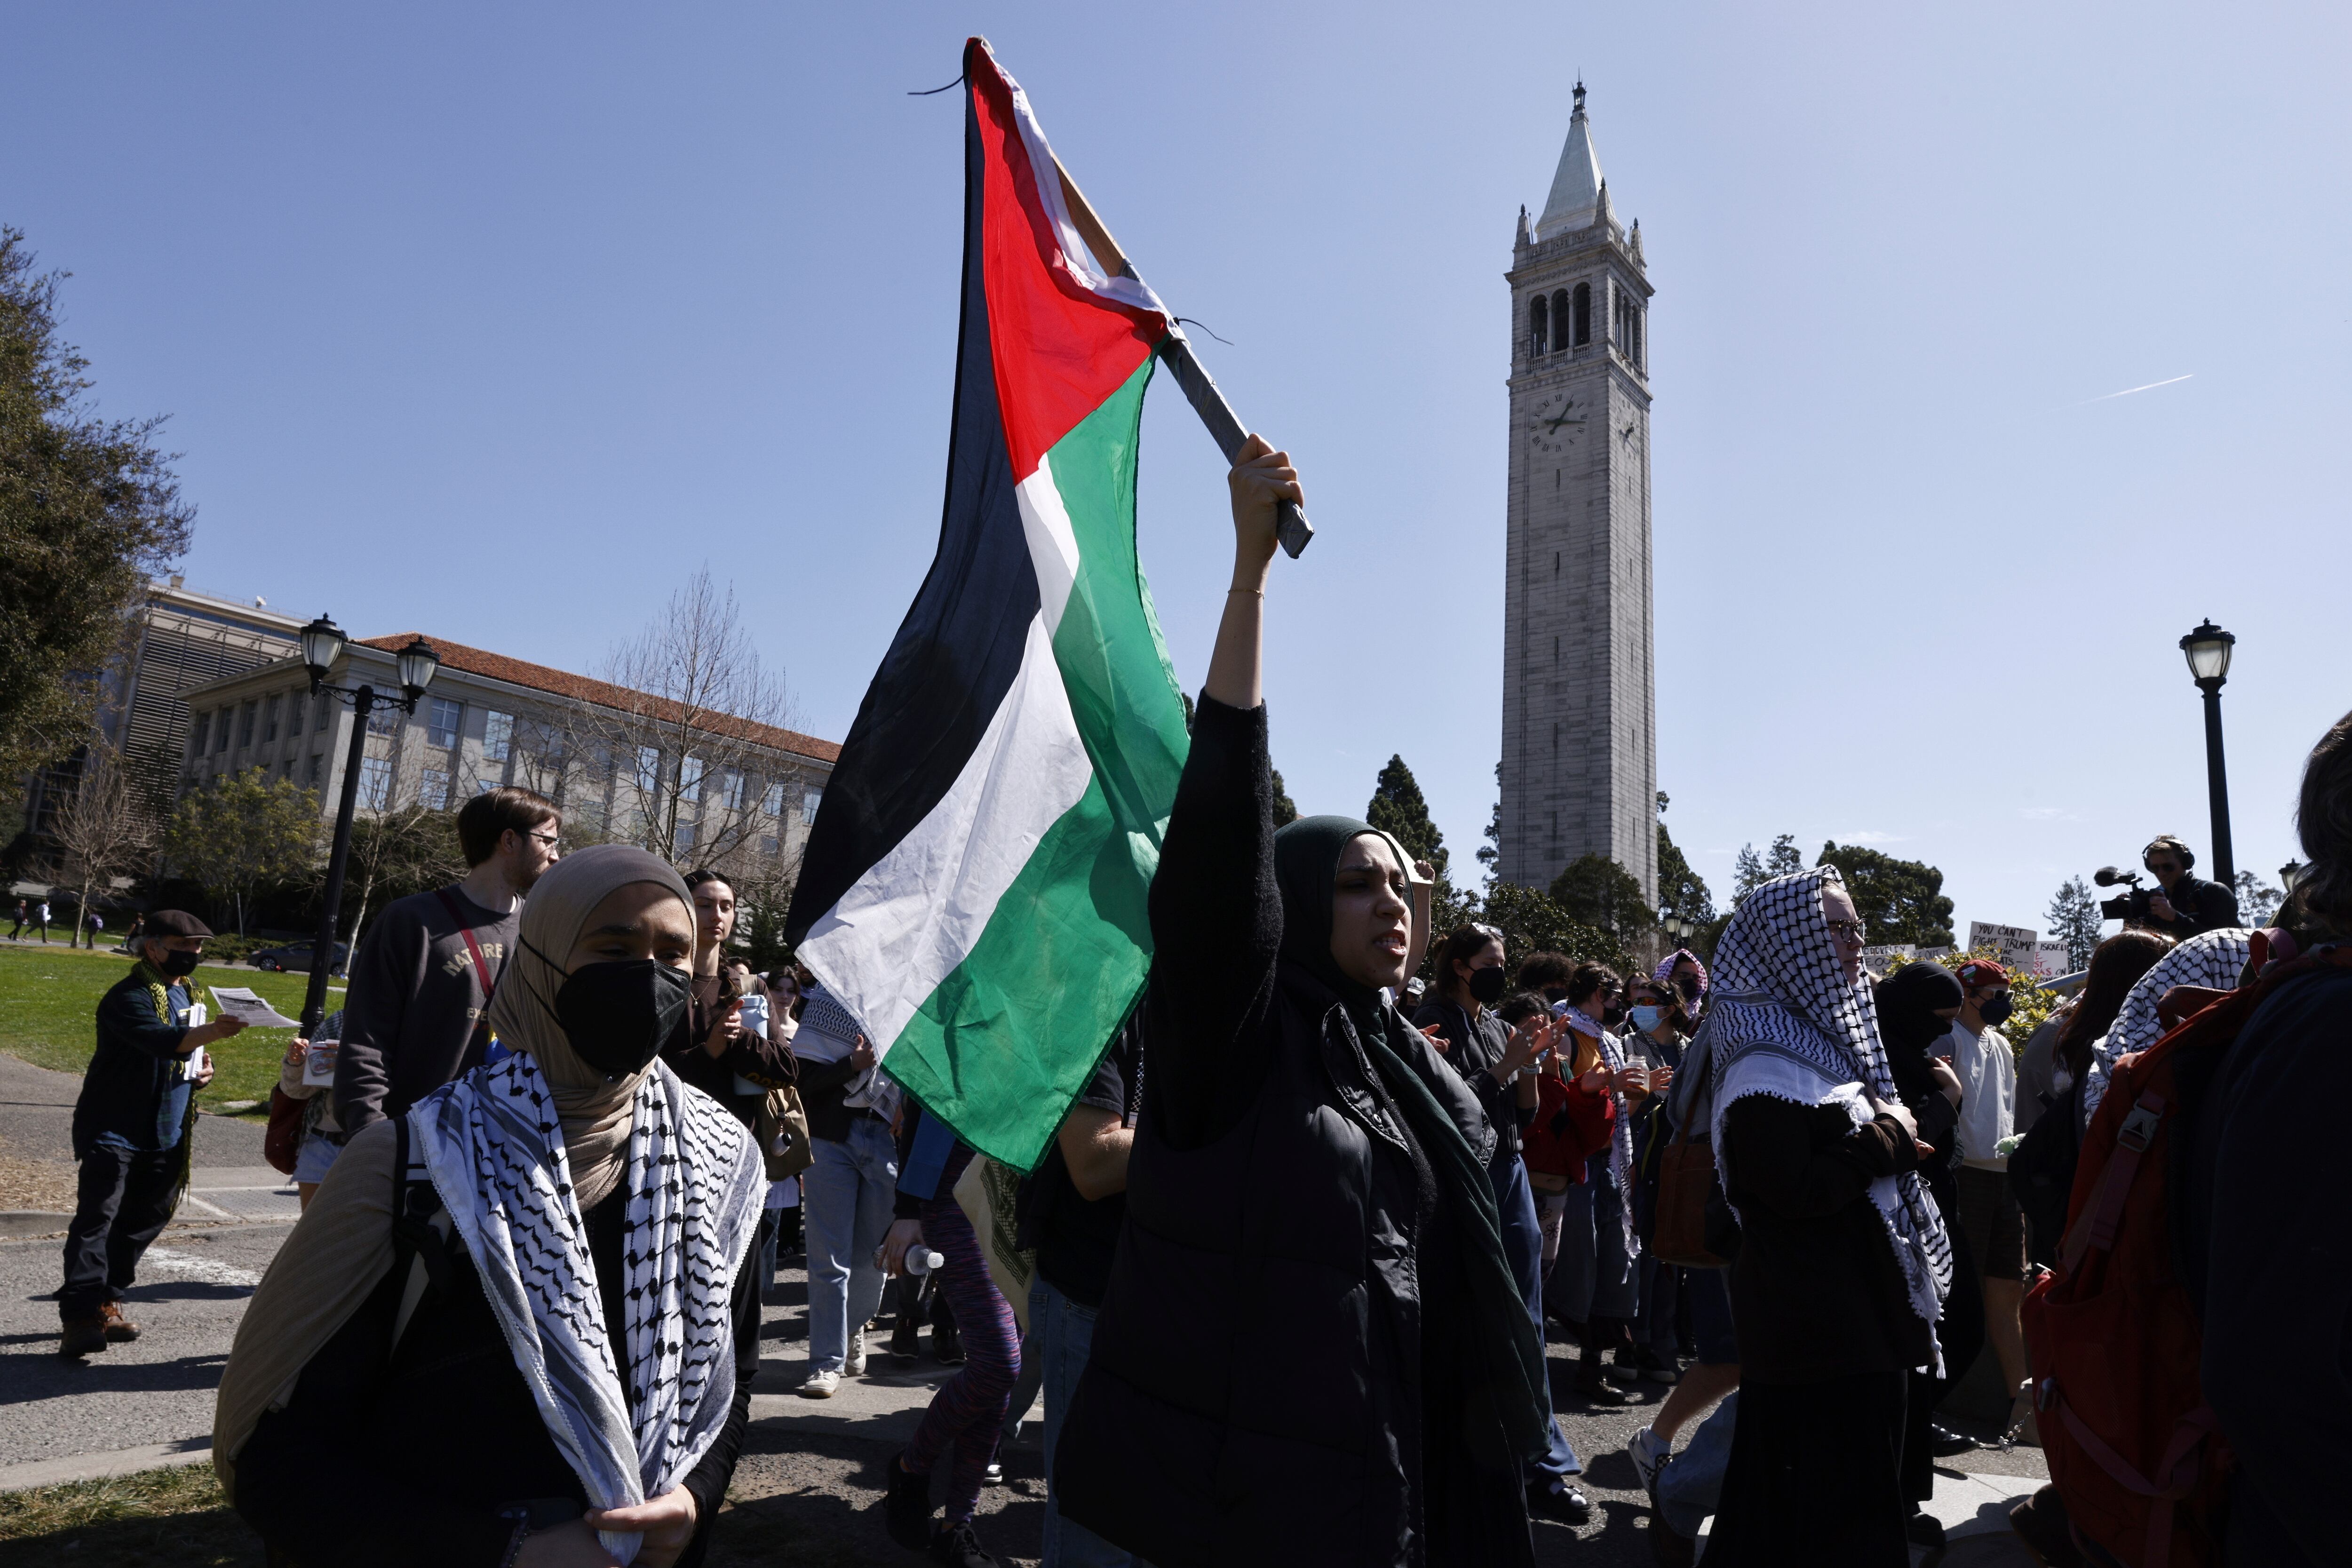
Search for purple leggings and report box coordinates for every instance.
[902,1189,1021,1523]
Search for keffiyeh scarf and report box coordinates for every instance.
[1652,947,1709,1003]
[1554,1005,1637,1255]
[1680,868,1953,1361]
[2081,928,2250,1122]
[408,1052,764,1564]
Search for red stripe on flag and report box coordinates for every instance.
[969,46,1161,480]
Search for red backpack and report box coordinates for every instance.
[2023,938,2352,1568]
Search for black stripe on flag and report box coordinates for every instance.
[784,88,1042,947]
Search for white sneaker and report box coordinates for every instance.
[800,1368,841,1399]
[1628,1426,1670,1498]
[845,1328,867,1377]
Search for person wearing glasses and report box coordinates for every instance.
[335,786,561,1137]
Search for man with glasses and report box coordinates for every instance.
[2137,834,2240,940]
[334,786,561,1135]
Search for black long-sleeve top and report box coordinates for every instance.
[1719,1095,1931,1384]
[1142,698,1287,1151]
[1412,995,1529,1165]
[663,975,798,1132]
[73,966,196,1156]
[234,1183,760,1566]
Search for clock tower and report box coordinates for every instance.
[1500,83,1658,904]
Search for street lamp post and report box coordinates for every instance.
[295,617,439,1036]
[2179,620,2237,888]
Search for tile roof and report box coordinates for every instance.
[355,634,840,764]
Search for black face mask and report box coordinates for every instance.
[1977,993,2015,1028]
[554,960,692,1077]
[1602,1004,1628,1028]
[1674,974,1701,1001]
[1542,987,1569,1004]
[157,948,199,978]
[1466,965,1509,1005]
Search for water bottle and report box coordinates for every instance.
[905,1247,946,1277]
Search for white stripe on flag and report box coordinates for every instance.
[798,613,1092,1056]
[1014,457,1078,638]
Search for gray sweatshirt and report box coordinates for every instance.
[333,884,517,1136]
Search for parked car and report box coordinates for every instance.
[250,939,350,977]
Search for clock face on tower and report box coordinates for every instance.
[1527,392,1587,455]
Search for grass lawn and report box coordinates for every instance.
[0,945,338,1116]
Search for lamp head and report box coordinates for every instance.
[299,615,346,684]
[2180,619,2234,686]
[395,637,440,699]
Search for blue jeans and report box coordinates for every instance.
[1552,1150,1637,1324]
[1031,1276,1150,1568]
[1492,1154,1583,1481]
[803,1117,898,1373]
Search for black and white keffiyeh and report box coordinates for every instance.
[408,1052,763,1564]
[2081,928,2249,1122]
[1554,1005,1637,1255]
[1678,867,1954,1358]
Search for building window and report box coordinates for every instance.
[419,767,450,810]
[238,702,256,747]
[317,696,331,732]
[476,775,497,795]
[428,697,463,748]
[217,709,233,754]
[679,756,705,800]
[635,746,661,794]
[190,713,211,755]
[366,705,399,737]
[802,787,824,822]
[673,820,695,854]
[262,695,281,742]
[483,710,514,762]
[289,692,307,735]
[719,768,743,811]
[308,754,323,786]
[358,756,393,810]
[1528,294,1548,356]
[1571,282,1591,346]
[762,780,784,817]
[760,833,780,856]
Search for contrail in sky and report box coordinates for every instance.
[2078,373,2194,405]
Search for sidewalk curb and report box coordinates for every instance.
[0,1211,72,1239]
[0,1439,213,1494]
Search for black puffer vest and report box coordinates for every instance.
[1056,974,1497,1568]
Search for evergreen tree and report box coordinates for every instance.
[1732,843,1767,906]
[2046,875,2103,970]
[1766,833,1804,878]
[162,768,320,935]
[2233,869,2283,928]
[1477,881,1629,979]
[1657,821,1715,927]
[1270,769,1299,828]
[1477,764,1502,889]
[1816,840,1956,947]
[1366,755,1447,880]
[1549,852,1653,937]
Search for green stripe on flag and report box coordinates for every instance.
[882,354,1189,1171]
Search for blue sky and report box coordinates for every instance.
[9,2,2348,938]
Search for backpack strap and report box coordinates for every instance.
[2048,1396,2218,1568]
[2057,1089,2167,1277]
[386,1114,455,1356]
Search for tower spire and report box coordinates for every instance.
[1536,82,1605,237]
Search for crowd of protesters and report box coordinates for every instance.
[34,439,2337,1567]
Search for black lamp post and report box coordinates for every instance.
[2179,620,2237,888]
[295,617,439,1036]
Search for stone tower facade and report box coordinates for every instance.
[1500,84,1658,904]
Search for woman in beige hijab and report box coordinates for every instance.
[215,845,766,1568]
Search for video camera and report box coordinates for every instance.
[2093,866,2151,923]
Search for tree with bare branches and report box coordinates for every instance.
[47,744,152,947]
[583,567,799,876]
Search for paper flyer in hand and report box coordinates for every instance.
[207,986,302,1029]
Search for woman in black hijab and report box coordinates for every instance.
[1055,439,1550,1568]
[1873,961,1982,1544]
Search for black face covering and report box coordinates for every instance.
[554,960,691,1077]
[1674,974,1701,1001]
[1601,1004,1628,1028]
[1874,962,1965,1053]
[157,947,199,979]
[1977,993,2016,1028]
[1467,964,1509,1005]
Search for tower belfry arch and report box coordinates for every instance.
[1500,83,1658,902]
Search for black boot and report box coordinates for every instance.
[884,1452,935,1550]
[1575,1349,1637,1405]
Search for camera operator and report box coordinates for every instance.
[2131,836,2240,940]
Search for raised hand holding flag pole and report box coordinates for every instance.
[783,38,1309,1168]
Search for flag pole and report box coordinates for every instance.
[1055,161,1315,558]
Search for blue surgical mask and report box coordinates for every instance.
[1630,1004,1664,1035]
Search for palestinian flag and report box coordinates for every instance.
[783,39,1187,1170]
